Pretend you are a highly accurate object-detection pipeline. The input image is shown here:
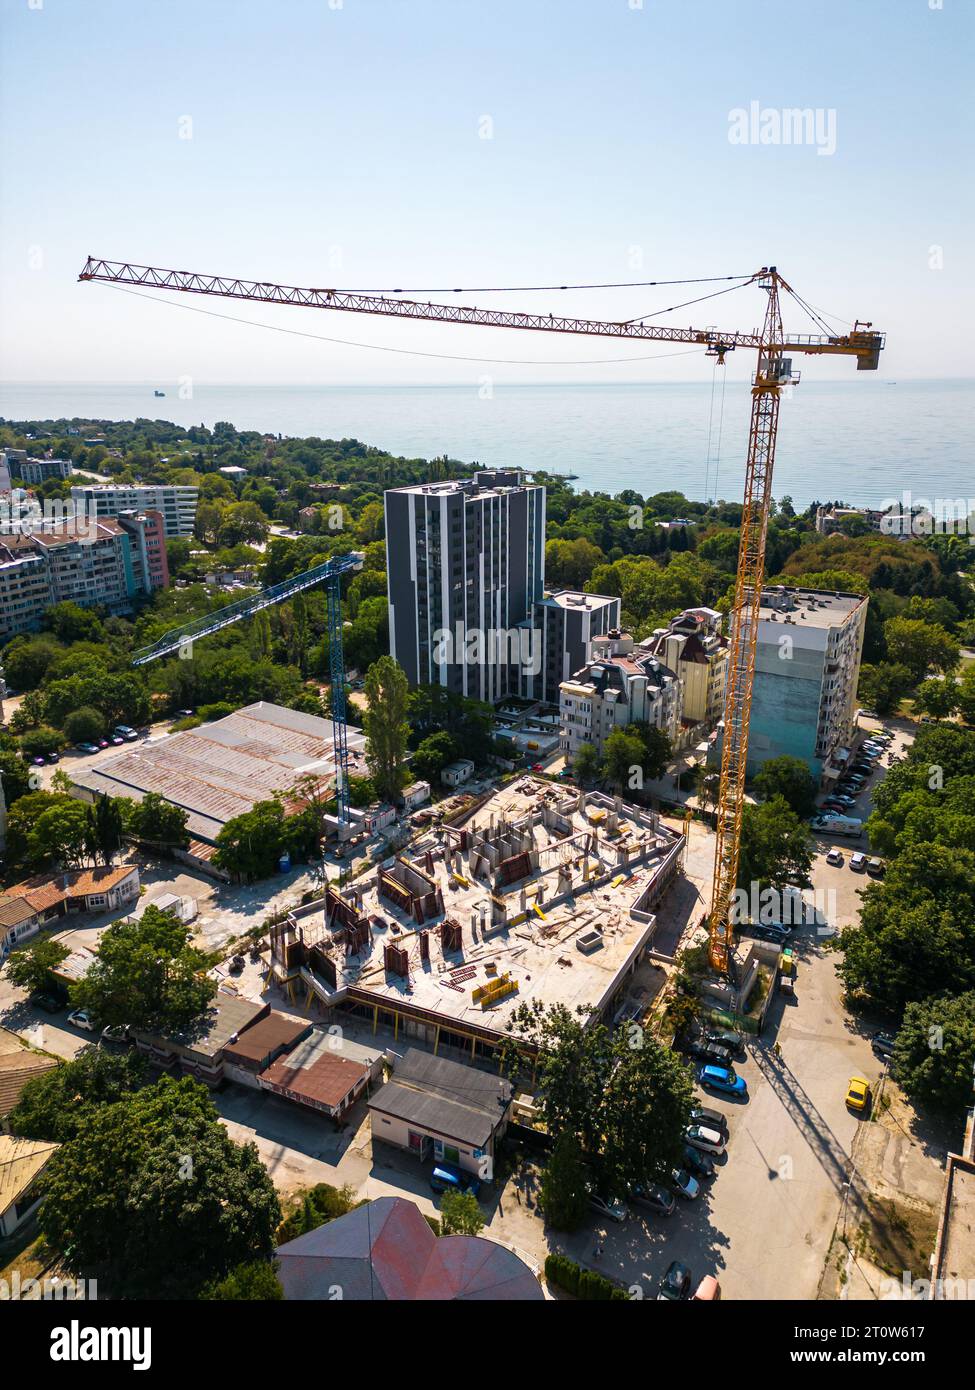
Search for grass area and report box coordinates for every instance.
[0,1229,56,1286]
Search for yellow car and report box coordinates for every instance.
[846,1076,871,1113]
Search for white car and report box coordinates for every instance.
[826,848,844,866]
[685,1124,726,1156]
[67,1009,97,1032]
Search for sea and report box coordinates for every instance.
[1,378,971,512]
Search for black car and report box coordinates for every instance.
[680,1037,733,1067]
[657,1260,692,1301]
[630,1183,676,1217]
[749,923,790,944]
[683,1144,716,1180]
[689,1105,729,1137]
[703,1029,744,1058]
[30,991,63,1014]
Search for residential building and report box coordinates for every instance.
[736,585,868,779]
[0,865,142,960]
[19,456,73,486]
[117,509,169,592]
[276,1195,542,1300]
[0,514,167,641]
[70,483,198,537]
[441,758,474,787]
[368,1048,512,1175]
[384,469,545,703]
[0,1135,59,1239]
[644,606,728,727]
[559,629,681,765]
[520,589,621,706]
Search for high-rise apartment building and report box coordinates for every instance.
[741,585,868,778]
[0,511,169,641]
[70,483,198,537]
[384,470,545,703]
[519,589,621,706]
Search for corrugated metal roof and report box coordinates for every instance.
[0,1052,58,1118]
[260,1049,368,1108]
[69,702,365,842]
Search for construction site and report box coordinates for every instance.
[269,776,684,1067]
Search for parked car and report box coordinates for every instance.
[629,1183,676,1217]
[75,742,100,755]
[67,1009,97,1032]
[748,923,790,945]
[871,1032,897,1059]
[849,852,867,872]
[657,1260,692,1301]
[114,725,140,742]
[97,738,110,749]
[699,1065,747,1099]
[31,755,45,767]
[429,1163,480,1197]
[845,1076,871,1113]
[678,1036,733,1067]
[671,1168,700,1201]
[685,1123,727,1155]
[703,1027,745,1056]
[689,1105,729,1137]
[46,750,60,763]
[866,857,886,877]
[826,848,844,866]
[587,1190,628,1224]
[101,1024,131,1048]
[683,1145,716,1180]
[692,1275,722,1301]
[30,992,63,1014]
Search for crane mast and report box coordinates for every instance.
[79,257,884,973]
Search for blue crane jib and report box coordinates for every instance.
[131,551,365,827]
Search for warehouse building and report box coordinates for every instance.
[69,702,367,859]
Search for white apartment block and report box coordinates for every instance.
[560,630,681,764]
[70,483,198,537]
[744,585,868,779]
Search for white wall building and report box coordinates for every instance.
[560,630,681,764]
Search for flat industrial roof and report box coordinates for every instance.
[137,993,267,1059]
[758,587,866,628]
[70,702,366,843]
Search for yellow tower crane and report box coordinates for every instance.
[79,258,885,971]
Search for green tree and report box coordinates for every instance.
[753,755,818,819]
[217,500,270,547]
[2,635,63,690]
[891,992,975,1114]
[572,740,601,785]
[627,722,672,782]
[837,846,975,1013]
[42,600,105,644]
[63,706,107,744]
[4,938,70,995]
[601,728,646,794]
[213,799,289,881]
[438,1190,486,1236]
[362,656,410,802]
[19,724,64,759]
[28,799,91,869]
[912,678,959,721]
[737,796,813,892]
[200,1260,284,1300]
[412,731,461,784]
[89,793,124,866]
[858,662,914,716]
[72,904,216,1034]
[883,617,960,684]
[10,1048,148,1142]
[128,791,190,849]
[39,1075,281,1299]
[539,1133,591,1232]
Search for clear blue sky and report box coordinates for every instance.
[1,0,971,384]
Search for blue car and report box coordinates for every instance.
[699,1064,747,1098]
[429,1163,480,1198]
